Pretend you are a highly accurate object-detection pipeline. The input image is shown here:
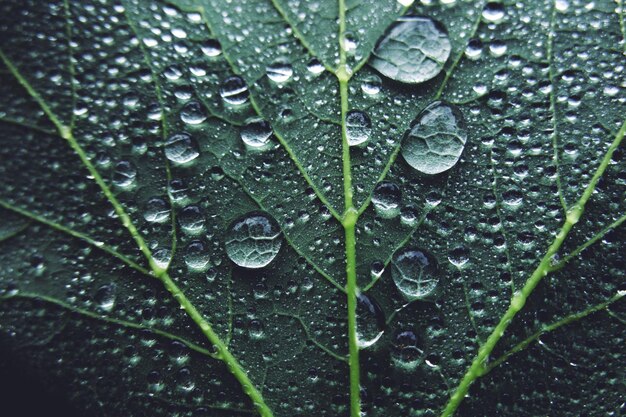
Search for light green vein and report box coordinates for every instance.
[0,117,56,135]
[0,292,219,359]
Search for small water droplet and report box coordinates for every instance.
[266,59,293,83]
[178,205,205,234]
[346,110,371,146]
[248,319,265,339]
[448,245,470,268]
[220,76,249,105]
[95,283,116,312]
[482,2,505,23]
[400,204,419,227]
[241,119,273,148]
[361,74,382,95]
[201,39,222,57]
[391,330,423,370]
[112,161,137,187]
[392,249,440,299]
[143,198,170,223]
[164,133,200,164]
[356,293,385,349]
[225,212,282,269]
[180,101,207,125]
[372,181,401,218]
[307,58,325,75]
[184,240,210,270]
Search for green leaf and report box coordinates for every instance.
[0,0,624,416]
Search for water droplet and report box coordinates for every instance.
[448,245,470,268]
[95,283,116,312]
[356,293,385,349]
[112,161,137,187]
[184,240,210,270]
[465,38,483,60]
[402,101,467,174]
[220,76,249,105]
[152,248,172,269]
[372,181,401,218]
[266,59,293,83]
[248,319,265,339]
[392,249,440,299]
[370,261,385,280]
[225,212,282,269]
[180,101,207,125]
[241,119,273,148]
[143,198,170,223]
[307,58,325,75]
[482,2,505,23]
[400,204,419,227]
[346,110,371,146]
[178,205,205,234]
[489,40,507,57]
[164,133,200,164]
[164,64,183,81]
[391,330,423,369]
[341,32,358,53]
[370,16,451,84]
[361,74,382,95]
[201,39,222,57]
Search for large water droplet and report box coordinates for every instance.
[220,76,249,105]
[402,101,467,174]
[164,133,200,164]
[180,101,207,125]
[392,249,440,299]
[346,110,371,146]
[372,181,401,218]
[225,212,282,269]
[266,59,293,83]
[356,293,385,349]
[241,120,273,148]
[370,17,451,84]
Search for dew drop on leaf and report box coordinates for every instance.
[356,293,385,349]
[400,204,419,227]
[225,212,282,269]
[143,197,170,223]
[482,2,505,23]
[184,240,210,271]
[361,74,382,95]
[164,133,200,164]
[220,76,250,105]
[178,205,205,234]
[391,248,439,299]
[241,119,273,148]
[200,39,222,57]
[448,245,470,268]
[402,101,467,174]
[266,59,293,83]
[370,16,451,84]
[306,58,325,75]
[346,110,371,146]
[152,248,172,270]
[391,330,423,370]
[180,101,207,125]
[94,283,116,312]
[112,160,137,187]
[372,181,401,218]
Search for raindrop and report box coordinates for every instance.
[370,16,451,84]
[391,330,423,369]
[184,240,210,270]
[112,161,137,187]
[248,319,265,339]
[225,212,282,269]
[356,293,385,349]
[346,110,371,146]
[220,76,249,105]
[95,283,116,312]
[241,119,273,148]
[448,245,470,268]
[164,133,200,164]
[307,58,325,75]
[201,39,222,57]
[402,101,467,174]
[180,101,207,125]
[266,59,293,83]
[400,204,419,227]
[370,261,385,280]
[178,205,205,233]
[372,181,401,218]
[482,2,505,23]
[361,75,382,95]
[143,198,170,223]
[465,38,483,60]
[392,248,440,299]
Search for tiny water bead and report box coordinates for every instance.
[391,249,440,299]
[482,2,505,23]
[346,110,372,146]
[180,101,207,125]
[356,293,385,349]
[225,212,282,269]
[164,133,200,164]
[266,59,293,83]
[240,119,273,148]
[372,181,401,218]
[220,76,249,105]
[402,101,467,175]
[370,16,451,84]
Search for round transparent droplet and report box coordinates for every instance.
[361,74,382,95]
[164,64,183,81]
[356,293,385,349]
[178,205,205,234]
[112,161,137,187]
[307,58,325,75]
[201,39,222,57]
[448,245,470,268]
[372,181,402,218]
[465,38,483,60]
[95,283,116,312]
[152,248,172,270]
[248,319,265,340]
[482,2,505,22]
[241,120,273,148]
[266,59,293,83]
[392,249,440,299]
[400,204,419,227]
[184,240,210,271]
[164,133,200,164]
[180,101,207,125]
[143,198,170,223]
[225,212,282,269]
[370,16,451,84]
[402,101,467,174]
[220,76,249,105]
[346,110,371,146]
[391,330,423,370]
[370,261,385,280]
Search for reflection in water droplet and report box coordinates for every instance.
[402,101,467,174]
[220,76,249,105]
[180,101,207,125]
[178,205,205,234]
[346,110,371,146]
[370,16,451,84]
[372,181,401,218]
[95,283,116,312]
[448,245,470,268]
[201,39,222,57]
[361,75,382,95]
[164,133,200,164]
[392,330,423,370]
[143,198,170,223]
[112,161,137,187]
[184,240,210,270]
[356,293,385,349]
[266,59,293,83]
[241,120,273,148]
[225,212,282,269]
[482,2,505,22]
[392,249,439,299]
